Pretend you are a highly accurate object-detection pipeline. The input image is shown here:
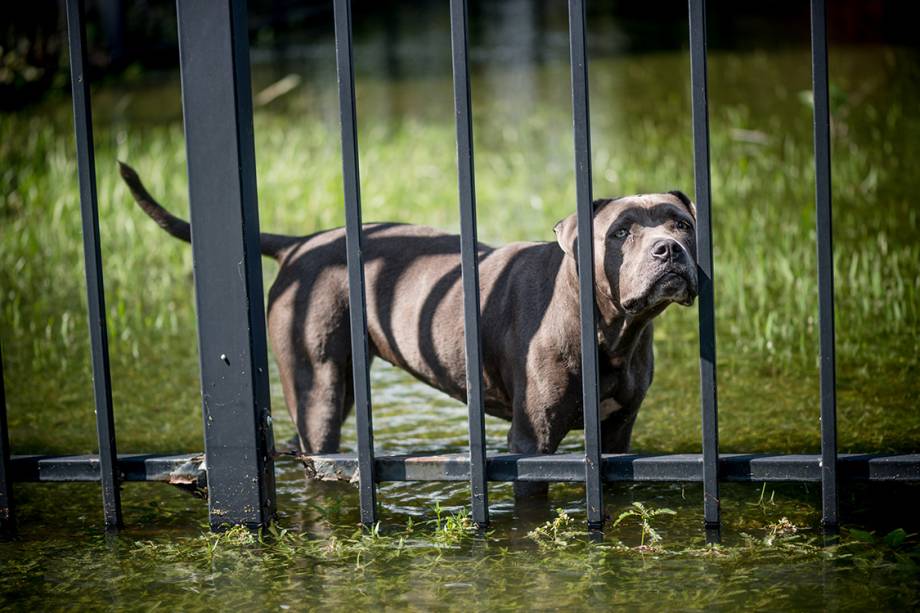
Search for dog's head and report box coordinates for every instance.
[554,191,698,316]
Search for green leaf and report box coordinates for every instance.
[613,510,638,527]
[847,529,875,543]
[884,528,907,548]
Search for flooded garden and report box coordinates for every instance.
[2,1,918,609]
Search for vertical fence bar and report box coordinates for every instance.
[176,0,276,530]
[567,0,604,529]
[333,0,377,526]
[0,342,12,535]
[449,0,489,528]
[688,0,720,528]
[65,0,122,530]
[810,0,838,528]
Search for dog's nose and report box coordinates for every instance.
[651,239,684,263]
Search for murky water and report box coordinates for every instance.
[2,3,919,610]
[4,449,920,610]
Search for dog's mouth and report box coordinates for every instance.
[657,270,697,304]
[621,269,697,315]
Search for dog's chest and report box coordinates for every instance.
[596,354,648,417]
[599,398,624,419]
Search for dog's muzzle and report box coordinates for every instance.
[621,264,697,314]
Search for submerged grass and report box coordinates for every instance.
[428,502,479,545]
[3,481,919,611]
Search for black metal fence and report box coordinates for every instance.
[2,0,918,538]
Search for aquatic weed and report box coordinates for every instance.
[612,502,677,549]
[748,483,777,512]
[526,509,580,549]
[764,516,798,542]
[428,502,477,545]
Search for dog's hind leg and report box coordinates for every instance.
[299,361,351,454]
[276,358,350,455]
[268,292,352,455]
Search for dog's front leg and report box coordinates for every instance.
[600,406,640,453]
[508,398,570,500]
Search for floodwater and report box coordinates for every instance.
[2,2,919,610]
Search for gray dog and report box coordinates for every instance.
[119,162,697,482]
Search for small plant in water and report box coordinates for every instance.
[749,483,777,511]
[429,502,476,545]
[527,509,580,549]
[768,516,798,535]
[612,502,676,549]
[845,527,911,549]
[763,516,798,546]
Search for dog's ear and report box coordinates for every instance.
[553,213,578,258]
[669,190,697,219]
[554,199,613,257]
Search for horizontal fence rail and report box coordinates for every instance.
[11,453,919,485]
[11,454,206,485]
[300,453,920,484]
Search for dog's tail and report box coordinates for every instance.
[117,161,297,258]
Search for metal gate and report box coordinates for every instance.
[2,0,918,538]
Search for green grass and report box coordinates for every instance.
[0,48,918,459]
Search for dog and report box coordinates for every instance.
[119,162,697,486]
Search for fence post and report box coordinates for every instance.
[567,0,604,530]
[176,0,276,530]
[0,342,12,536]
[332,0,378,526]
[65,0,122,530]
[810,0,838,528]
[687,0,721,533]
[449,0,489,529]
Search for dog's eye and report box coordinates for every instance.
[612,228,629,239]
[675,220,691,231]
